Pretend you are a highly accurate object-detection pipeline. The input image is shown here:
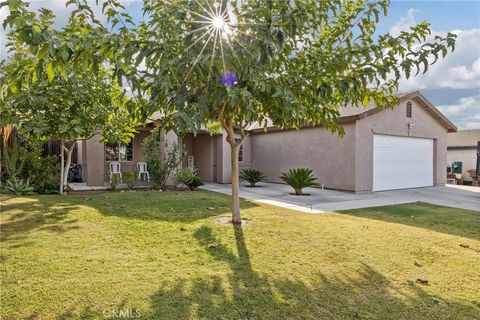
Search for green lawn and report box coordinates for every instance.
[1,192,479,319]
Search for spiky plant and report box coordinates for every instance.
[280,168,318,195]
[240,168,266,187]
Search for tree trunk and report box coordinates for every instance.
[62,142,76,190]
[222,122,242,225]
[229,140,241,224]
[59,140,65,195]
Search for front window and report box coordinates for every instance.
[105,141,133,161]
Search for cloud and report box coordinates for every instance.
[391,9,480,91]
[437,95,480,129]
[388,9,480,130]
[388,8,418,37]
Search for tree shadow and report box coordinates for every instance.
[339,202,480,241]
[0,199,81,243]
[143,224,479,319]
[74,190,258,223]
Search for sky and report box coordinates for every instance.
[1,0,479,129]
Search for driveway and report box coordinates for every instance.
[201,182,480,213]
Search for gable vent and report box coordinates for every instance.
[406,102,413,118]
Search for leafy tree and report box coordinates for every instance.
[0,2,139,194]
[124,0,455,224]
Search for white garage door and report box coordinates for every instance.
[373,135,434,191]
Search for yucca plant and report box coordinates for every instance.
[240,168,266,187]
[280,168,318,195]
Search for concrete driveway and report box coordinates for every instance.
[201,182,480,213]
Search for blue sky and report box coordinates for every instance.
[1,1,479,129]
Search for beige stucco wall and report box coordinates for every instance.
[213,131,252,184]
[250,124,356,191]
[447,149,477,181]
[189,134,218,182]
[447,129,479,181]
[354,97,448,191]
[85,134,105,186]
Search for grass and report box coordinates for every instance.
[1,191,479,319]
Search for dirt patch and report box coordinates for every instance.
[213,216,249,225]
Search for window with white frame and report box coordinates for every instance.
[105,141,133,161]
[235,138,244,162]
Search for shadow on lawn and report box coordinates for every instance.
[143,225,479,320]
[82,191,258,223]
[0,198,80,243]
[339,202,480,241]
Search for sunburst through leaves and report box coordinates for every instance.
[183,0,243,87]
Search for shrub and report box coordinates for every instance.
[174,168,203,190]
[240,168,266,187]
[123,171,139,190]
[5,177,35,195]
[280,168,318,195]
[109,174,121,191]
[22,154,59,194]
[186,175,203,190]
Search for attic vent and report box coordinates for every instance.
[406,102,412,118]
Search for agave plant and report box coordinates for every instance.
[240,168,266,187]
[5,177,35,195]
[280,168,318,195]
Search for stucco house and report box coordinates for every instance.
[447,129,480,184]
[76,91,457,192]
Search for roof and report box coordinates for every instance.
[248,91,457,133]
[447,129,480,147]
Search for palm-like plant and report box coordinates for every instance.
[240,168,266,187]
[280,168,318,195]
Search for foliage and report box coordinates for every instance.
[142,126,165,165]
[143,129,183,189]
[21,153,59,194]
[240,168,266,187]
[4,177,35,195]
[280,168,318,195]
[0,0,142,194]
[187,175,203,190]
[2,141,24,179]
[175,168,203,190]
[123,171,139,190]
[109,174,121,191]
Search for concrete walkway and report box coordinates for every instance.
[200,182,480,213]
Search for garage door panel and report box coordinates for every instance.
[373,135,434,191]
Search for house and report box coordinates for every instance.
[76,91,457,192]
[447,129,480,184]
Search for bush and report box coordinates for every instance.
[143,127,183,189]
[280,168,318,195]
[5,177,35,195]
[109,174,121,191]
[2,140,59,194]
[22,154,59,194]
[123,171,139,190]
[174,168,203,190]
[240,168,266,187]
[187,175,203,190]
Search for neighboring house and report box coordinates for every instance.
[77,91,457,192]
[447,129,480,184]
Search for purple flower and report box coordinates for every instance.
[220,72,238,88]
